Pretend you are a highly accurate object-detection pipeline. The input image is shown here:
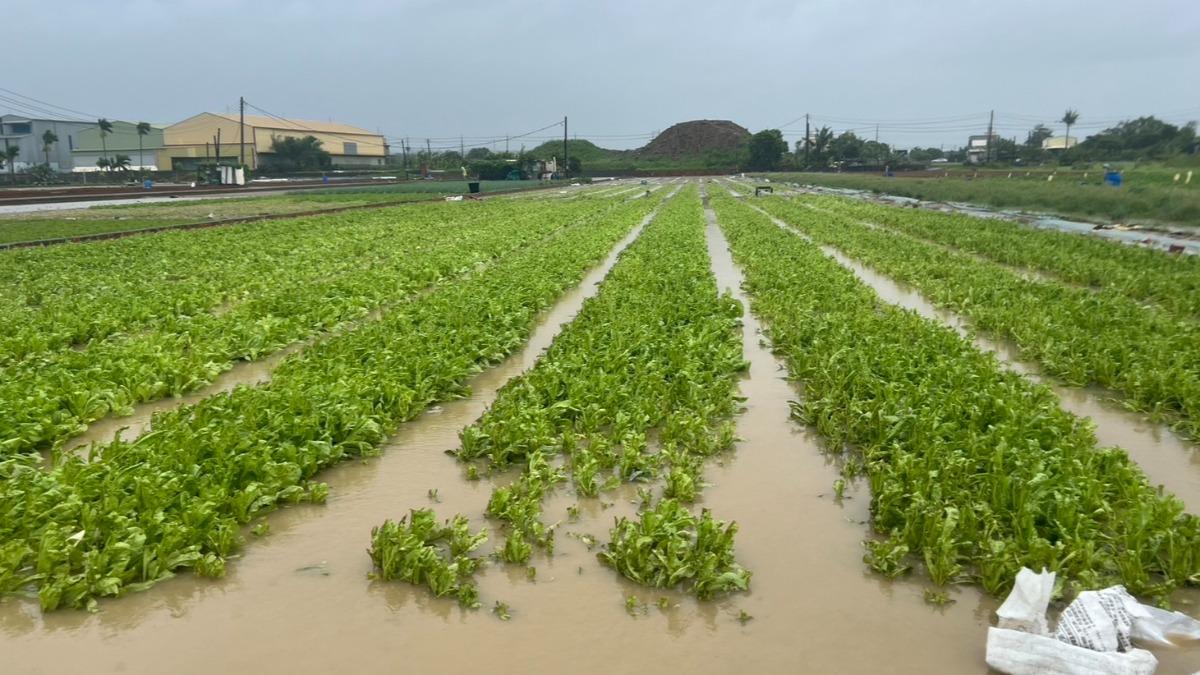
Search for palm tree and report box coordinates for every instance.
[41,130,59,167]
[811,126,834,167]
[96,157,111,172]
[135,121,151,170]
[3,144,20,181]
[97,118,114,166]
[1060,109,1079,150]
[112,154,132,172]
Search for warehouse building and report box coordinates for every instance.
[72,121,165,171]
[159,113,387,170]
[0,114,93,171]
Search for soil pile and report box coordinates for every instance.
[639,120,751,157]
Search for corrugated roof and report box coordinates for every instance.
[209,113,379,137]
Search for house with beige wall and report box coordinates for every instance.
[159,113,387,170]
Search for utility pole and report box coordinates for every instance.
[804,113,810,167]
[562,116,568,180]
[460,135,464,159]
[239,96,245,169]
[875,123,879,143]
[401,137,408,172]
[425,138,432,175]
[214,129,221,164]
[985,110,994,164]
[505,135,509,155]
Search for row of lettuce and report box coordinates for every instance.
[711,189,1197,598]
[1,198,621,457]
[757,196,1200,442]
[6,178,1195,612]
[370,187,753,607]
[0,193,618,367]
[816,197,1200,321]
[0,192,662,610]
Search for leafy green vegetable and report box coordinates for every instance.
[368,509,486,608]
[759,195,1200,440]
[599,498,751,600]
[1,194,661,610]
[711,188,1200,599]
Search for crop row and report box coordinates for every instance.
[757,196,1200,440]
[818,197,1200,320]
[0,193,662,611]
[1,198,620,457]
[456,186,749,596]
[371,187,752,603]
[710,189,1199,598]
[0,198,606,367]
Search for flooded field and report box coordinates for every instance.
[1,180,1197,674]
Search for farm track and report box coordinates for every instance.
[735,196,1200,513]
[0,187,680,675]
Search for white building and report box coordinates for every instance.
[1041,136,1078,151]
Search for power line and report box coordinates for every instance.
[242,101,392,150]
[0,87,99,120]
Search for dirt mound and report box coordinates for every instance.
[639,120,751,157]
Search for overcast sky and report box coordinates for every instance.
[4,0,1198,150]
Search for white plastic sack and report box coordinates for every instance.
[985,567,1200,675]
[1131,605,1200,646]
[996,567,1057,635]
[986,628,1158,675]
[987,573,1160,675]
[1055,587,1139,652]
[984,624,1161,672]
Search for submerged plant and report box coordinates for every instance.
[493,600,511,621]
[368,509,487,609]
[598,498,750,600]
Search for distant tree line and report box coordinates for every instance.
[744,112,1198,171]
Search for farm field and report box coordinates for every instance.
[760,170,1200,228]
[0,179,560,246]
[0,178,1197,674]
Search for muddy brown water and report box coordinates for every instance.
[3,183,1196,674]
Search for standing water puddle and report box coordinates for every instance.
[698,193,997,672]
[797,184,1200,255]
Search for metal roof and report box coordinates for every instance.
[208,113,378,137]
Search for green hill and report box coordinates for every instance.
[527,121,752,174]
